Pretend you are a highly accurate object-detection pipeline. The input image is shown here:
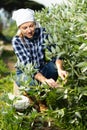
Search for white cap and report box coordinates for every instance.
[12,8,35,27]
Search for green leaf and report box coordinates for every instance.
[75,112,81,119]
[76,62,87,67]
[53,34,58,42]
[82,66,87,73]
[51,46,56,54]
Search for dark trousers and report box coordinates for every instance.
[40,61,58,81]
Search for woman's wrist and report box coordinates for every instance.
[56,59,63,70]
[42,78,48,84]
[35,72,47,84]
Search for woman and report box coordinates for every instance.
[12,8,68,91]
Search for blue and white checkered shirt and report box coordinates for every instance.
[12,27,48,69]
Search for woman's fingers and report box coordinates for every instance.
[58,70,68,80]
[46,79,59,88]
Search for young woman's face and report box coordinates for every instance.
[19,22,36,38]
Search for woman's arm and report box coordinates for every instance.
[35,72,58,88]
[55,59,68,80]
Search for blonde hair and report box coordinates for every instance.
[16,29,25,43]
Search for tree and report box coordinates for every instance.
[0,0,44,13]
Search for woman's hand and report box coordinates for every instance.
[56,59,68,80]
[58,69,68,80]
[35,72,59,88]
[45,78,59,88]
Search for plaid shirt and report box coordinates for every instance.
[12,27,48,69]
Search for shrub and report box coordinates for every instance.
[35,0,87,88]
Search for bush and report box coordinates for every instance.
[35,0,87,88]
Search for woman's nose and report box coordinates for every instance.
[27,27,31,31]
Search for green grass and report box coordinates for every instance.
[0,76,13,93]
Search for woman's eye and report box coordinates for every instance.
[21,24,34,30]
[30,25,34,27]
[23,27,27,30]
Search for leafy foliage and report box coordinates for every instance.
[0,59,9,77]
[35,0,87,88]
